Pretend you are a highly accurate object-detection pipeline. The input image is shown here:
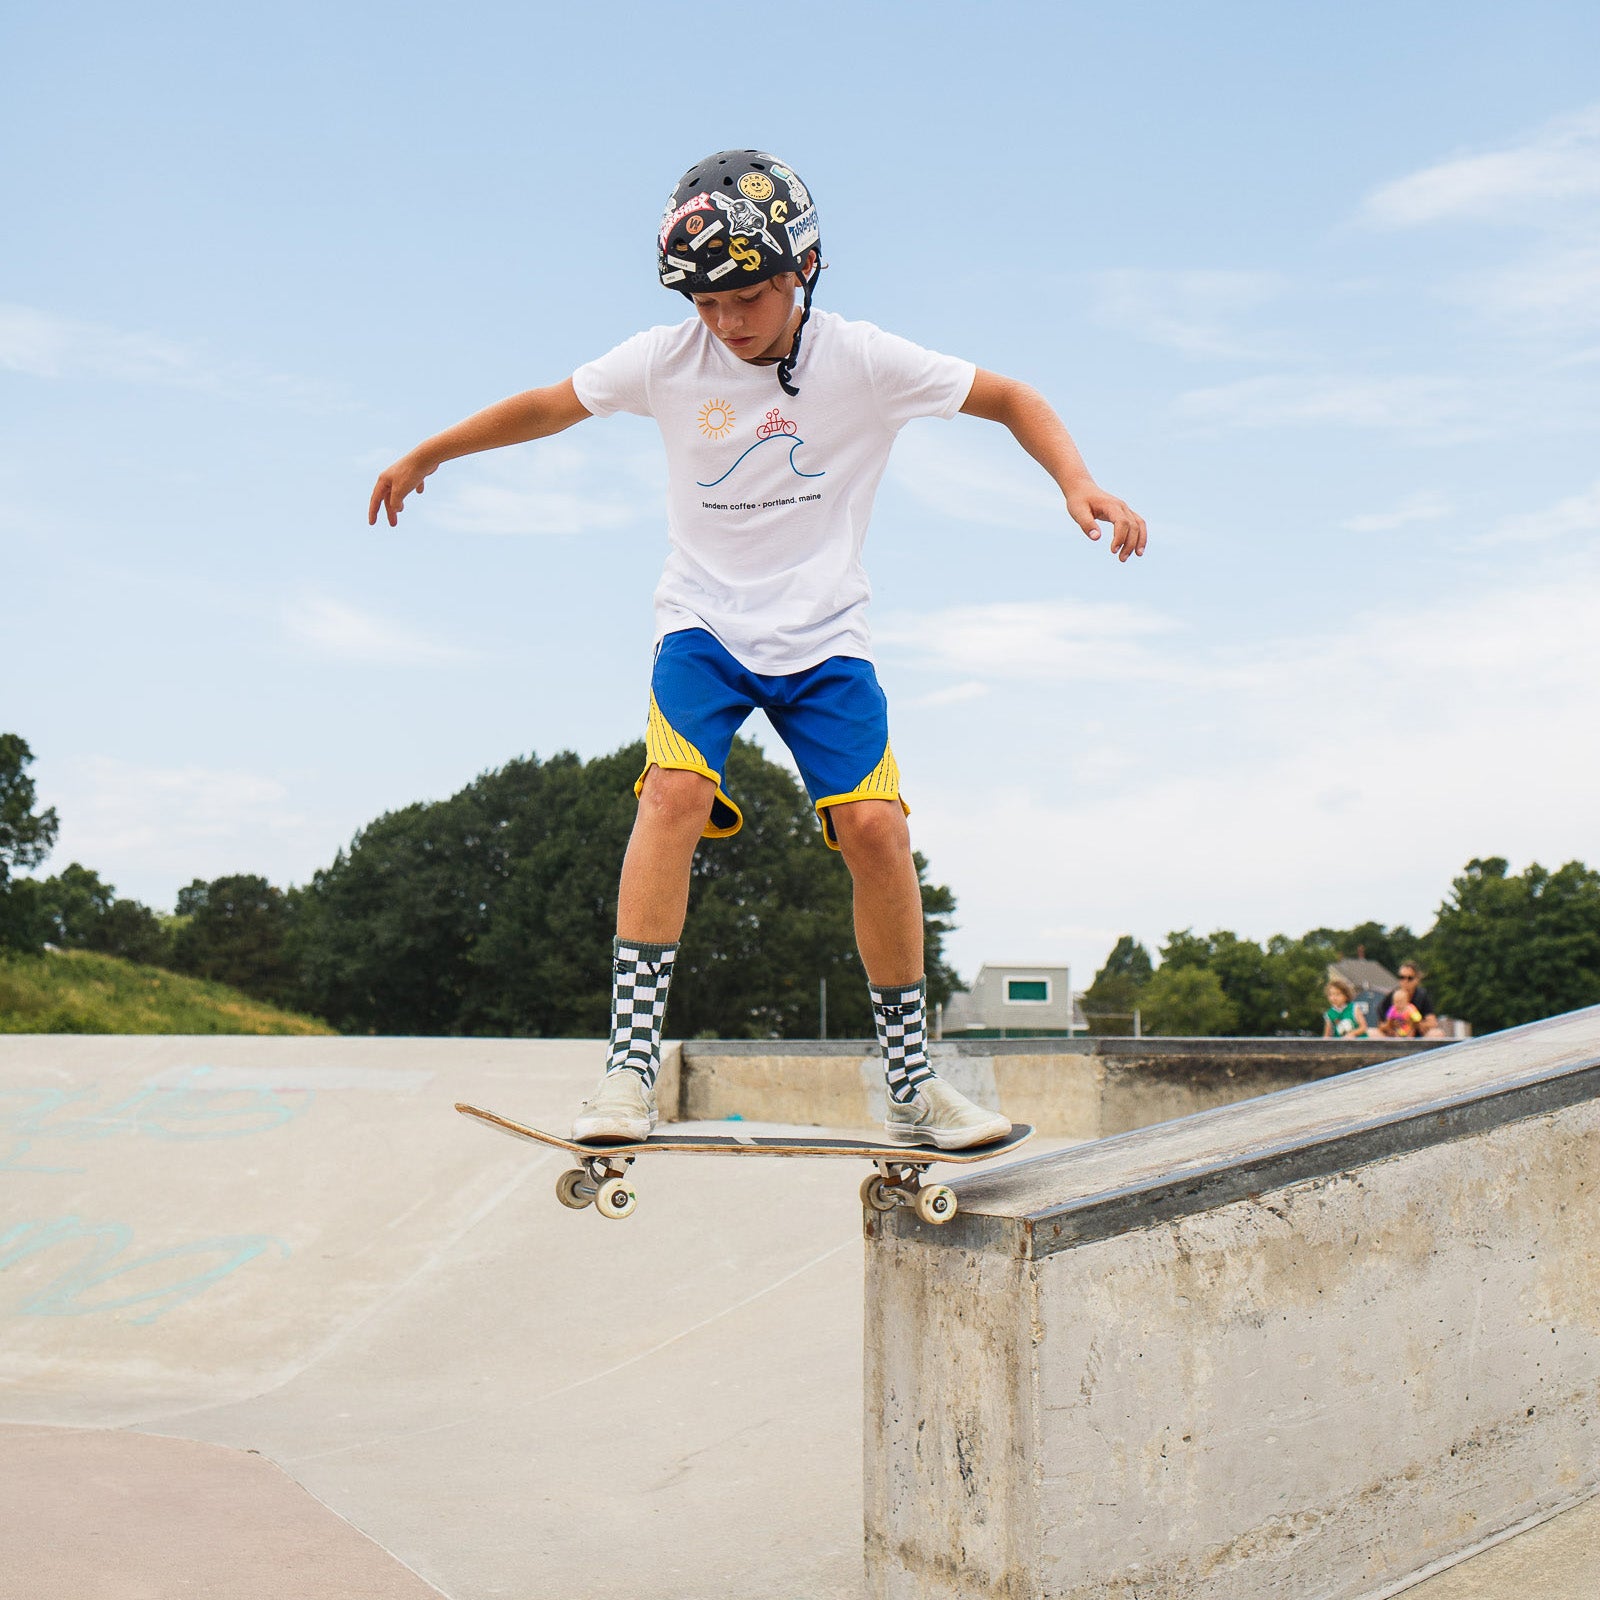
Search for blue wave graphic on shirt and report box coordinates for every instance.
[696,432,826,489]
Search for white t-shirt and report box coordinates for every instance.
[571,308,976,674]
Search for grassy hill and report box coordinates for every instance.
[0,949,336,1035]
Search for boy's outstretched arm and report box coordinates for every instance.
[960,370,1147,561]
[367,379,592,528]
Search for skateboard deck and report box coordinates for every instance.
[455,1101,1033,1225]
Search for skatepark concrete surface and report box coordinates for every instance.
[3,1034,1596,1600]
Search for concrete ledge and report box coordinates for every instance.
[678,1036,1444,1137]
[864,1008,1600,1600]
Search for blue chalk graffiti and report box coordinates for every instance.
[0,1217,290,1324]
[0,1068,312,1174]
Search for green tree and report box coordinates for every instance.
[0,734,60,952]
[171,874,296,1006]
[1082,934,1152,1035]
[1159,929,1279,1031]
[294,752,550,1030]
[36,863,174,965]
[1301,920,1419,977]
[89,897,175,965]
[1140,965,1238,1036]
[1428,857,1600,1032]
[36,862,114,945]
[1158,927,1345,1035]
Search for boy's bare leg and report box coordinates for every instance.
[832,797,1010,1143]
[616,767,716,941]
[827,799,924,985]
[574,766,714,1140]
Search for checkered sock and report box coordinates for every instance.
[607,937,677,1089]
[871,978,934,1104]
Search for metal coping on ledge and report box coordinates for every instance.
[681,1037,1447,1060]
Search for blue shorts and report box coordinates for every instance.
[639,628,907,850]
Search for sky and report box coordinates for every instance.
[6,1,1600,994]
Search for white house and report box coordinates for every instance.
[940,964,1086,1037]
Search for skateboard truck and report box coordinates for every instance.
[555,1152,640,1220]
[860,1158,958,1225]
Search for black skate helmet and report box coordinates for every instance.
[657,149,822,395]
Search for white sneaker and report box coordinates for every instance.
[571,1068,657,1143]
[883,1077,1012,1151]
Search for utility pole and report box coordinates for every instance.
[819,977,828,1041]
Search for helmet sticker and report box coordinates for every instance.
[770,163,811,212]
[685,214,705,235]
[770,199,789,223]
[728,236,761,272]
[738,172,775,202]
[784,206,819,256]
[717,197,784,260]
[690,218,724,251]
[706,257,740,281]
[659,193,714,251]
[661,267,689,285]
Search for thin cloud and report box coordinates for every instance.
[1477,478,1600,547]
[887,427,1069,530]
[424,438,663,537]
[38,758,307,902]
[1174,374,1472,435]
[0,301,348,410]
[285,595,477,665]
[1087,268,1286,359]
[0,303,202,385]
[880,597,1182,685]
[1342,491,1454,533]
[1362,105,1600,227]
[1451,245,1600,333]
[907,680,990,709]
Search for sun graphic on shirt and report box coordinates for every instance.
[697,398,736,439]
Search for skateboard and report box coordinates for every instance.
[454,1102,1034,1226]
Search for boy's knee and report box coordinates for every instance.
[830,798,910,863]
[638,765,716,830]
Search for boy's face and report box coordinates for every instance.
[690,275,799,363]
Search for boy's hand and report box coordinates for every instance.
[1066,485,1147,562]
[368,453,437,528]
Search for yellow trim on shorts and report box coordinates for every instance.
[814,743,910,851]
[635,692,743,839]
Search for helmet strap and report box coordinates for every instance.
[776,258,822,397]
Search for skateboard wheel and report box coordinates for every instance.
[860,1174,901,1212]
[594,1176,637,1220]
[556,1169,593,1210]
[915,1185,958,1225]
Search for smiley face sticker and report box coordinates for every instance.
[738,172,775,202]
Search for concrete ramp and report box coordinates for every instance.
[0,1037,867,1599]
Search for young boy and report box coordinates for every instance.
[369,149,1146,1150]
